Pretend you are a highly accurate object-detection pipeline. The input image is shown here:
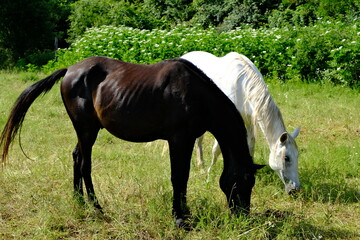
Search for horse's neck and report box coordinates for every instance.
[204,87,252,166]
[211,117,252,168]
[257,111,286,147]
[234,57,286,148]
[246,86,286,147]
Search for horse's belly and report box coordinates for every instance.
[98,106,190,142]
[99,115,166,142]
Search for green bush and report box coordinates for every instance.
[288,21,360,86]
[67,0,194,41]
[16,51,55,71]
[45,22,359,88]
[0,0,71,67]
[44,25,220,69]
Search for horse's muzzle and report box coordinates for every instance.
[287,186,301,196]
[285,181,301,194]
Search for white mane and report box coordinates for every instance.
[228,52,286,142]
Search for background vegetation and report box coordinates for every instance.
[0,0,359,87]
[44,22,359,87]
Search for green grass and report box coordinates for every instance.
[0,72,359,239]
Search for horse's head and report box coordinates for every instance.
[269,127,301,194]
[221,163,265,215]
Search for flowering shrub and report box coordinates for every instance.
[45,22,359,87]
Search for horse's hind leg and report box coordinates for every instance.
[73,144,84,204]
[73,123,102,210]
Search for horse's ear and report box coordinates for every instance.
[280,132,288,144]
[291,127,301,139]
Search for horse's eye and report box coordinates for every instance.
[285,156,290,162]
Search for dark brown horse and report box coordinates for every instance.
[0,56,263,227]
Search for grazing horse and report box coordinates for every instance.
[181,51,301,194]
[0,56,263,227]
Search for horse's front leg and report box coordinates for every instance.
[168,135,195,228]
[206,139,221,181]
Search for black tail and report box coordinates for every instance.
[0,68,67,163]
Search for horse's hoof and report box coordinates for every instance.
[95,206,104,215]
[175,218,191,230]
[175,218,185,228]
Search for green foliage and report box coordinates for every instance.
[0,0,73,67]
[0,48,13,69]
[143,0,195,24]
[289,21,360,86]
[45,22,360,87]
[0,0,54,59]
[1,0,360,70]
[44,25,219,69]
[313,0,359,20]
[190,0,282,30]
[268,7,316,28]
[269,0,360,27]
[16,51,55,71]
[66,0,360,37]
[67,0,174,40]
[68,0,116,40]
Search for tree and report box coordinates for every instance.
[0,0,73,67]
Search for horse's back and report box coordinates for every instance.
[60,57,210,142]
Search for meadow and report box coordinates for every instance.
[0,71,359,239]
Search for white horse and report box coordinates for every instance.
[181,51,301,194]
